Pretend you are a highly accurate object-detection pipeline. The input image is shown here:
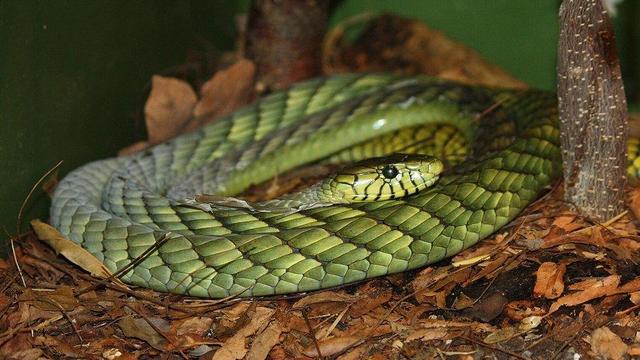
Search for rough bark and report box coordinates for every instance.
[245,0,330,91]
[557,0,628,221]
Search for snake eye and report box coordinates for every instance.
[382,165,399,179]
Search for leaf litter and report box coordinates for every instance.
[3,13,640,360]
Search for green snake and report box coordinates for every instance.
[50,74,568,298]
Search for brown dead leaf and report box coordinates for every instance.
[613,278,640,295]
[620,238,640,251]
[245,320,283,360]
[349,281,392,317]
[20,286,78,311]
[464,253,510,284]
[504,300,547,321]
[405,328,448,342]
[630,291,640,305]
[118,141,150,156]
[0,334,33,359]
[144,75,197,144]
[175,317,213,336]
[211,306,274,360]
[484,316,542,345]
[324,14,526,89]
[551,214,582,232]
[336,344,369,360]
[3,348,43,360]
[628,344,640,356]
[549,275,620,314]
[590,326,628,360]
[31,219,115,281]
[302,335,362,358]
[483,326,518,344]
[533,262,566,299]
[412,266,472,304]
[32,335,82,358]
[292,291,357,309]
[192,59,256,122]
[118,316,169,351]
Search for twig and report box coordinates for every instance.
[40,296,84,343]
[16,160,63,239]
[549,322,586,360]
[12,160,63,287]
[77,233,171,295]
[125,304,188,360]
[302,307,324,359]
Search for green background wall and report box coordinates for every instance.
[1,0,638,254]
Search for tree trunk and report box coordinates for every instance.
[557,0,628,221]
[245,0,330,91]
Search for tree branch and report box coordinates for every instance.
[557,0,628,221]
[244,0,330,91]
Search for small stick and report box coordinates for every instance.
[13,160,64,287]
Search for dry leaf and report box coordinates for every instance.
[551,214,582,232]
[19,286,78,312]
[292,291,357,309]
[549,275,620,314]
[118,141,150,156]
[613,277,640,295]
[483,325,519,344]
[245,320,283,360]
[211,306,274,360]
[349,282,392,317]
[336,345,369,360]
[192,59,256,120]
[33,336,82,358]
[628,344,640,356]
[4,348,43,360]
[144,75,197,144]
[324,14,526,89]
[302,335,362,358]
[31,219,115,280]
[533,262,566,299]
[176,317,213,336]
[590,326,628,360]
[405,328,448,342]
[118,316,169,351]
[504,300,547,321]
[483,316,541,345]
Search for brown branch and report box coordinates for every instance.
[244,0,330,91]
[557,0,629,221]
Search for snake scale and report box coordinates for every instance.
[50,74,566,298]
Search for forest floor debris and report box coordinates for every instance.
[3,13,640,360]
[3,185,640,359]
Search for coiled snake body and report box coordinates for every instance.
[51,74,563,298]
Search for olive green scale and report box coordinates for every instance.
[51,74,576,298]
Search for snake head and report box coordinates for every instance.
[330,154,444,202]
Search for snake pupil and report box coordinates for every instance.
[382,165,399,179]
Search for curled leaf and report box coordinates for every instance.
[31,219,115,281]
[144,75,197,144]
